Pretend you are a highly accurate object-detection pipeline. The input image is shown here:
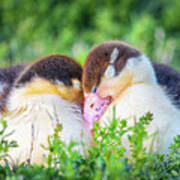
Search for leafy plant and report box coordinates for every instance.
[0,112,180,179]
[0,117,17,162]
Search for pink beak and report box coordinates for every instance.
[83,93,111,129]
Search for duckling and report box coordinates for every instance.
[1,54,91,165]
[83,41,180,154]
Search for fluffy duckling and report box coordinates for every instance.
[83,41,180,154]
[1,54,91,165]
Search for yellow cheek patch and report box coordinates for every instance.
[21,78,83,103]
[98,70,134,100]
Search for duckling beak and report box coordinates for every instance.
[83,70,134,129]
[83,92,111,129]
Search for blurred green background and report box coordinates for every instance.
[0,0,180,69]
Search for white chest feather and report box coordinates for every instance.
[100,83,180,154]
[2,94,91,165]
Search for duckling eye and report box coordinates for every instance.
[91,86,97,93]
[104,52,108,56]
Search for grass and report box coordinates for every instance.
[0,110,180,180]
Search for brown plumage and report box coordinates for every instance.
[83,41,180,107]
[15,54,82,87]
[83,41,140,94]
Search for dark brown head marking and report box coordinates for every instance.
[82,41,141,93]
[15,54,82,87]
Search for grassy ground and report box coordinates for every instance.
[0,112,180,180]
